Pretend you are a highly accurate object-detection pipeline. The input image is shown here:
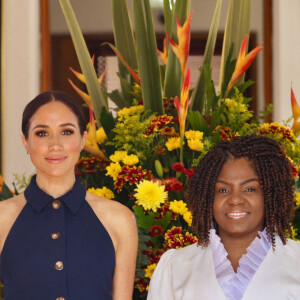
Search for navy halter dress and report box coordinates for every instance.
[0,175,115,300]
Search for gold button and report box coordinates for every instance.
[54,261,64,271]
[51,232,61,240]
[52,200,61,210]
[56,298,65,300]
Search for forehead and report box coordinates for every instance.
[30,101,78,125]
[218,157,258,179]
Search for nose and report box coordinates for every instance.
[49,134,63,151]
[227,190,245,206]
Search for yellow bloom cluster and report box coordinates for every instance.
[135,180,168,212]
[224,98,248,113]
[169,200,188,214]
[117,105,144,119]
[259,122,295,142]
[295,191,300,206]
[185,130,204,151]
[96,127,107,144]
[169,200,193,226]
[183,211,193,226]
[109,151,139,166]
[106,162,122,180]
[88,187,115,200]
[165,137,181,151]
[144,263,157,279]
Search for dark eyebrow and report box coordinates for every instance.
[32,123,76,130]
[216,178,259,186]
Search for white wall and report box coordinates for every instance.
[1,0,40,185]
[273,0,300,123]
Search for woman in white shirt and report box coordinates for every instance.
[147,135,300,300]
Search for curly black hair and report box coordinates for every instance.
[186,135,295,248]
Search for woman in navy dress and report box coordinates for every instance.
[0,90,138,300]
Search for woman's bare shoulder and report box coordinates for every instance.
[86,192,137,249]
[0,194,26,219]
[86,192,135,222]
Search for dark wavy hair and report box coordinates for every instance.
[186,135,295,248]
[22,90,87,139]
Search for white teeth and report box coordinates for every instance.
[226,212,248,218]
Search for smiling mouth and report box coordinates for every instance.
[45,157,67,164]
[225,212,249,219]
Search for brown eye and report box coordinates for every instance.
[36,131,48,137]
[62,129,74,135]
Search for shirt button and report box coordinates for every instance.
[52,200,61,210]
[56,298,65,300]
[51,232,61,240]
[54,261,64,271]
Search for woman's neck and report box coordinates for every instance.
[36,174,76,198]
[219,231,260,272]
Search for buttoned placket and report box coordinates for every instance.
[50,199,67,300]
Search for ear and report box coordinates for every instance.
[81,131,88,151]
[21,135,29,154]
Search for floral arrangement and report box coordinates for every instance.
[1,0,300,299]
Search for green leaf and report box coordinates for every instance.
[190,0,222,112]
[59,0,107,126]
[186,111,209,134]
[107,89,128,109]
[219,0,251,90]
[208,104,225,134]
[112,0,138,105]
[0,183,14,201]
[163,0,173,36]
[133,206,171,230]
[100,107,116,140]
[133,0,164,114]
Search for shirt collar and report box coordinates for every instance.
[24,175,86,214]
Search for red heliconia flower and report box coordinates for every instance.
[291,87,300,133]
[172,162,184,172]
[167,12,193,76]
[227,34,263,92]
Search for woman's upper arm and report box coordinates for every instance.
[111,207,138,300]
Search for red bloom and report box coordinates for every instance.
[172,162,184,172]
[170,180,183,191]
[150,225,164,237]
[162,177,177,192]
[184,168,195,179]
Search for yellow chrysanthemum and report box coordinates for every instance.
[165,137,181,151]
[169,200,188,215]
[185,130,203,140]
[123,154,139,166]
[117,105,144,119]
[88,187,115,200]
[187,139,204,151]
[183,210,193,226]
[295,191,300,206]
[135,180,168,212]
[110,151,128,163]
[144,263,157,279]
[106,162,122,180]
[96,127,107,144]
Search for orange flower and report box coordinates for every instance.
[68,55,105,107]
[84,106,107,160]
[158,38,168,65]
[174,69,191,136]
[291,87,300,133]
[227,35,263,92]
[167,12,193,76]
